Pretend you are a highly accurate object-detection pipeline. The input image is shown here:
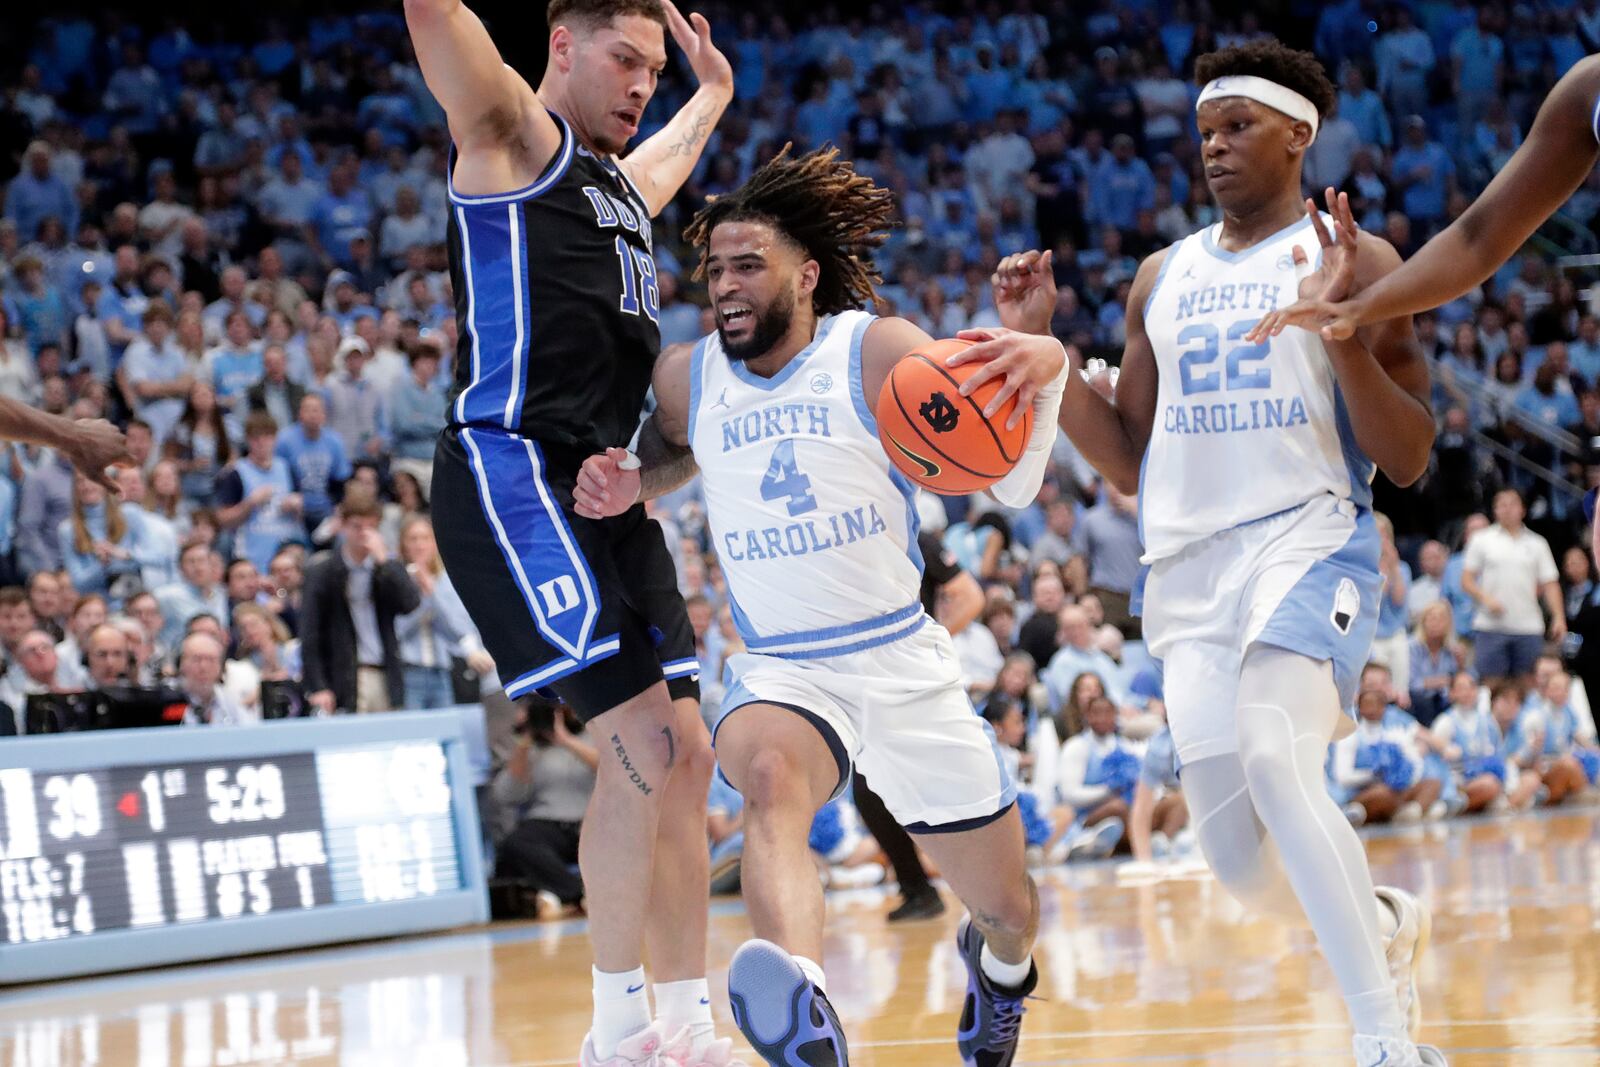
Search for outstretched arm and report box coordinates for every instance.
[1253,56,1600,341]
[404,0,559,186]
[573,343,699,517]
[0,396,130,492]
[617,1,733,217]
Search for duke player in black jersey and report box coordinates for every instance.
[403,2,737,1064]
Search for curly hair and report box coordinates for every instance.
[1193,39,1337,119]
[682,144,898,316]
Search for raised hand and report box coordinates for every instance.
[1244,187,1364,344]
[945,326,1068,431]
[61,418,133,494]
[991,250,1057,335]
[662,0,732,93]
[573,447,642,519]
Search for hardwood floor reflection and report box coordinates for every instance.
[3,810,1598,1066]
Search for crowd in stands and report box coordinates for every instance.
[5,2,1600,907]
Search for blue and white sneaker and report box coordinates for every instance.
[727,939,848,1066]
[955,918,1037,1067]
[1353,1035,1449,1065]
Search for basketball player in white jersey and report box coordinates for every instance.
[574,146,1069,1067]
[955,41,1446,1067]
[1244,53,1600,561]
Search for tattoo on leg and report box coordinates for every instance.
[611,733,655,796]
[662,726,677,770]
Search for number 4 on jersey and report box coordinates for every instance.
[760,440,817,516]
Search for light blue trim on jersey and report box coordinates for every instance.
[745,600,923,653]
[1135,446,1150,546]
[446,114,574,205]
[762,613,929,660]
[660,657,701,679]
[1141,240,1181,321]
[727,313,841,391]
[686,335,710,450]
[1199,214,1315,264]
[459,429,601,661]
[1332,384,1377,508]
[847,312,924,574]
[978,713,1021,810]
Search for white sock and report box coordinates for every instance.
[792,954,827,993]
[654,978,715,1044]
[980,943,1032,989]
[592,966,652,1059]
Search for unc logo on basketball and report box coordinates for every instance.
[919,392,959,434]
[536,575,583,618]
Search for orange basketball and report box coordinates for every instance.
[876,338,1031,494]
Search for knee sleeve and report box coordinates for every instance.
[1181,755,1304,922]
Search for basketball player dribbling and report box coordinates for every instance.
[404,1,739,1064]
[958,40,1447,1067]
[573,147,1069,1067]
[1245,54,1600,558]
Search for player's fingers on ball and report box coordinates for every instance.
[1007,384,1038,429]
[957,353,1006,395]
[982,375,1020,416]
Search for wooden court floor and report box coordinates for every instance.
[3,809,1599,1067]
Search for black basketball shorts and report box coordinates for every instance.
[432,428,700,720]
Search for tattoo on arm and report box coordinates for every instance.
[662,726,677,770]
[666,109,712,158]
[636,416,699,500]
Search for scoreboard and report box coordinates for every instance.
[0,710,487,984]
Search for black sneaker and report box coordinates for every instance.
[955,918,1036,1067]
[886,888,945,923]
[728,938,849,1066]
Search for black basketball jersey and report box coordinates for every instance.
[445,112,661,453]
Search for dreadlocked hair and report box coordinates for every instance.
[683,144,897,316]
[1193,40,1336,119]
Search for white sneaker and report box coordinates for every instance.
[580,1023,693,1066]
[1353,1035,1449,1066]
[1424,800,1448,822]
[828,862,886,889]
[1376,886,1431,1039]
[672,1033,751,1067]
[1150,831,1171,859]
[1171,827,1198,856]
[1487,794,1510,814]
[1344,802,1367,827]
[1394,801,1424,824]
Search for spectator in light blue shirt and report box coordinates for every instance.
[1336,65,1391,150]
[205,311,265,441]
[5,142,78,242]
[1570,316,1600,386]
[306,162,375,271]
[1442,515,1490,639]
[57,474,147,604]
[1391,116,1454,229]
[1450,9,1504,128]
[1086,135,1155,233]
[1515,363,1582,430]
[387,343,449,469]
[275,393,350,532]
[1042,605,1129,711]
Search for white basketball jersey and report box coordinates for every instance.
[1140,215,1375,562]
[688,309,926,657]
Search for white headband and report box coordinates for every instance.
[1196,75,1319,142]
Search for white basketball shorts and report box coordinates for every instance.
[1141,494,1382,768]
[714,619,1017,832]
